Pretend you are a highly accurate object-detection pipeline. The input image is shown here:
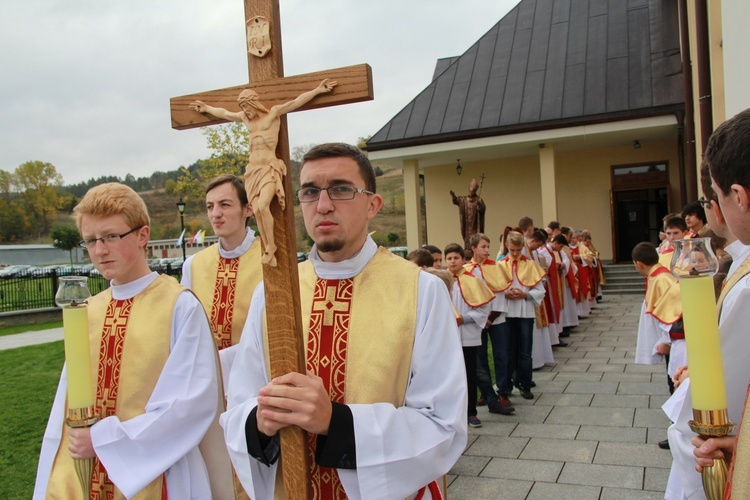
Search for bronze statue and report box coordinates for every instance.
[450,178,485,246]
[191,79,337,267]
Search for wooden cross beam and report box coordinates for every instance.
[170,1,373,499]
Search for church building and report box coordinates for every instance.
[366,0,747,262]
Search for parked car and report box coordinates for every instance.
[387,246,409,259]
[0,265,32,278]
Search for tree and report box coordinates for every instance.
[51,225,81,265]
[14,161,64,236]
[0,198,29,242]
[175,122,248,201]
[0,169,13,204]
[291,143,318,163]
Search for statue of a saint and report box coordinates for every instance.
[450,178,486,246]
[190,79,338,266]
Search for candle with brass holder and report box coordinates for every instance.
[55,276,98,497]
[671,238,735,499]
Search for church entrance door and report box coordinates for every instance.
[610,163,671,263]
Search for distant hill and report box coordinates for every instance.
[55,160,406,252]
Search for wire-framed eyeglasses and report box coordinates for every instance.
[296,185,373,203]
[79,226,143,249]
[697,196,713,208]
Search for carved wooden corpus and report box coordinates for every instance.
[169,1,373,499]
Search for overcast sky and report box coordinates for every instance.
[2,0,517,185]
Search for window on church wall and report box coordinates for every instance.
[611,161,669,191]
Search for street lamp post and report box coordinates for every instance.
[176,198,186,262]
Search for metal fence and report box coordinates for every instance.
[0,267,182,313]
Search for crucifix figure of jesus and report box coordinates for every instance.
[190,79,338,267]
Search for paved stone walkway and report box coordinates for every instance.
[447,294,672,499]
[0,327,63,350]
[4,295,670,498]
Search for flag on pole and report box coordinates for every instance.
[176,228,186,248]
[196,229,205,244]
[189,230,202,245]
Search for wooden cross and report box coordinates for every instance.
[170,2,373,499]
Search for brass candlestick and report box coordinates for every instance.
[65,406,100,496]
[688,409,736,500]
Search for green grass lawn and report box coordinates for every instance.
[0,321,62,338]
[0,341,64,498]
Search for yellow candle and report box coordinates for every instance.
[680,276,727,410]
[62,306,95,409]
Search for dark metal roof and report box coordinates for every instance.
[367,0,684,151]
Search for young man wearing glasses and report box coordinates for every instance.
[221,143,467,499]
[34,183,229,498]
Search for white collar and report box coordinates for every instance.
[724,240,748,260]
[219,228,256,259]
[725,241,750,278]
[110,272,159,300]
[307,236,378,279]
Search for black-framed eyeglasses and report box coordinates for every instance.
[79,226,143,249]
[697,196,713,208]
[295,185,374,203]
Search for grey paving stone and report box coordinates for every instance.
[634,408,673,428]
[520,437,598,463]
[648,395,669,409]
[535,393,593,407]
[588,363,625,372]
[625,363,666,373]
[531,381,570,394]
[606,357,633,364]
[466,420,517,436]
[569,340,601,347]
[530,370,558,381]
[554,372,605,381]
[646,427,668,444]
[478,404,553,423]
[599,340,635,347]
[481,457,564,482]
[526,481,601,500]
[577,425,647,444]
[551,363,591,372]
[600,488,666,499]
[558,462,644,488]
[579,325,609,332]
[511,423,579,439]
[591,394,650,408]
[564,381,619,394]
[602,372,652,382]
[618,382,671,396]
[546,406,635,427]
[594,442,673,468]
[447,476,532,500]
[449,454,491,476]
[564,357,600,364]
[584,350,627,359]
[553,349,588,359]
[463,435,530,458]
[644,466,670,491]
[577,346,615,352]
